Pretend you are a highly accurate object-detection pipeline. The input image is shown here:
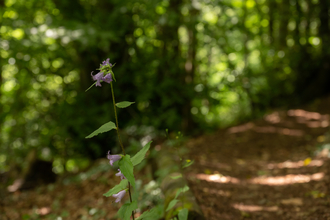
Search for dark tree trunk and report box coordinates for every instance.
[182,7,199,132]
[268,0,276,45]
[278,0,290,49]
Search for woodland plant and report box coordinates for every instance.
[85,58,190,220]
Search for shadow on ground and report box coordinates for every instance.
[186,96,330,220]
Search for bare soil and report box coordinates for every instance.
[185,96,330,219]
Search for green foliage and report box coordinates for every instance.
[178,208,188,220]
[131,141,152,166]
[182,160,194,168]
[166,185,190,212]
[117,201,138,220]
[103,179,128,197]
[85,121,117,138]
[1,0,330,174]
[166,199,179,212]
[170,174,182,180]
[85,82,97,92]
[137,205,164,220]
[116,101,135,108]
[174,185,189,199]
[119,155,135,189]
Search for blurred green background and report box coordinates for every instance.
[1,0,329,174]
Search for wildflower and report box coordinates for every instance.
[107,151,122,166]
[113,190,126,203]
[91,58,114,86]
[102,73,112,83]
[101,58,112,67]
[115,169,126,180]
[91,71,104,87]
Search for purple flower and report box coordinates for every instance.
[115,169,126,180]
[107,150,122,166]
[113,190,126,203]
[90,58,114,87]
[101,58,112,67]
[102,73,112,83]
[91,71,104,87]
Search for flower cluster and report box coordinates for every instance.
[91,58,113,87]
[107,150,126,203]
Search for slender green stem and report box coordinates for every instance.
[110,82,134,220]
[128,182,134,218]
[110,82,126,155]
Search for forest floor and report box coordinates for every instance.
[2,96,330,220]
[185,96,330,220]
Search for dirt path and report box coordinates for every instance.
[186,97,330,219]
[2,97,330,220]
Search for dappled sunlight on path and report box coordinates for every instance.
[186,100,330,219]
[192,171,324,186]
[232,203,279,212]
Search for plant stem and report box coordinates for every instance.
[110,82,134,220]
[110,82,126,155]
[128,182,134,218]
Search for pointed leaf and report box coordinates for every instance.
[178,208,189,220]
[85,121,117,138]
[119,155,135,189]
[116,101,135,108]
[136,205,164,220]
[166,199,179,212]
[85,82,97,92]
[182,160,194,168]
[118,201,137,220]
[131,141,152,166]
[109,66,116,82]
[175,185,189,199]
[170,174,182,180]
[103,179,128,197]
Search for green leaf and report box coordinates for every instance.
[170,174,182,180]
[178,208,189,220]
[166,199,179,212]
[118,201,137,220]
[175,185,189,199]
[116,101,135,108]
[119,155,135,189]
[85,81,97,92]
[136,205,164,220]
[103,179,128,197]
[131,141,152,166]
[85,121,117,138]
[182,160,194,168]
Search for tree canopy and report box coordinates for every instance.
[1,0,329,171]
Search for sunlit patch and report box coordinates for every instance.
[253,126,304,136]
[264,112,281,123]
[228,122,254,133]
[287,109,329,128]
[195,173,240,184]
[288,109,321,120]
[233,203,278,212]
[35,207,51,215]
[228,123,304,136]
[280,198,303,206]
[230,109,329,134]
[7,179,23,192]
[193,171,324,186]
[248,172,324,185]
[202,187,231,196]
[267,159,324,169]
